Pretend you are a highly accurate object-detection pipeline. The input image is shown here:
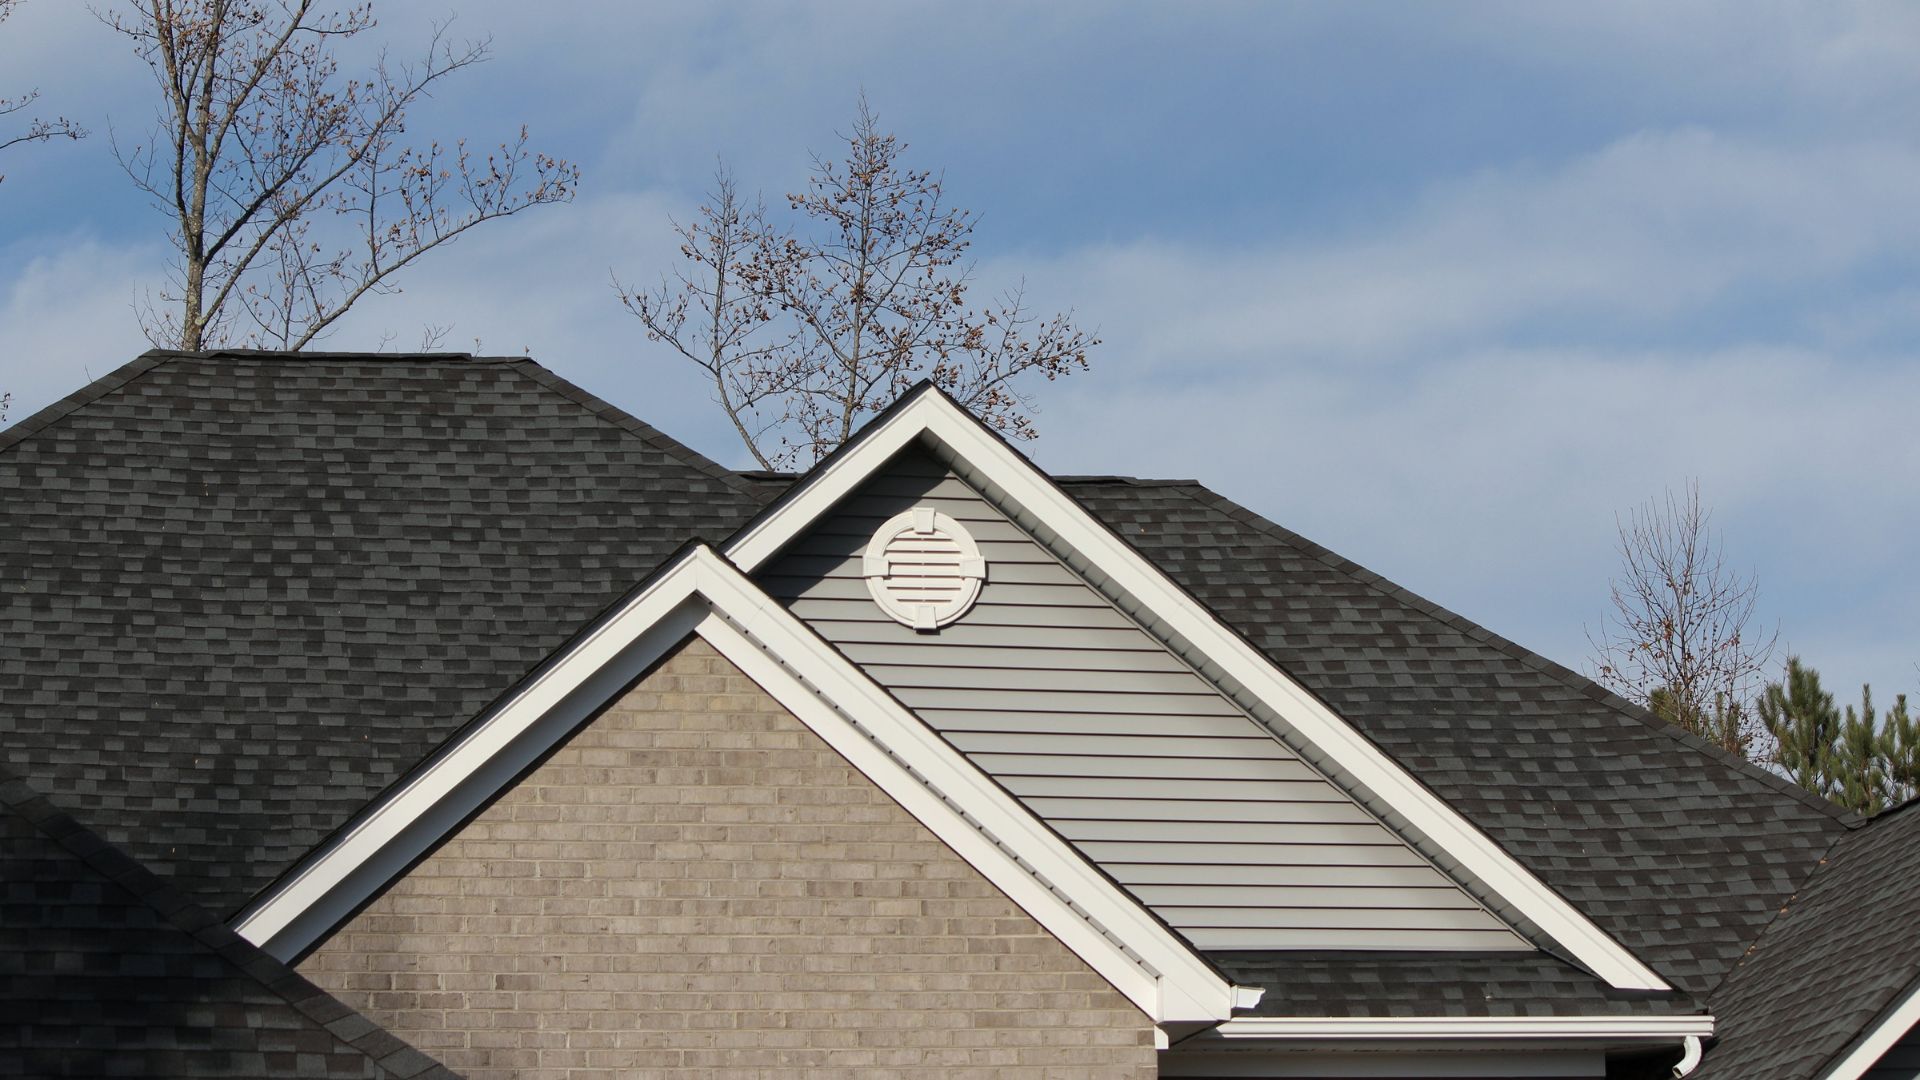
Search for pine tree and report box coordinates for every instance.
[1835,686,1889,816]
[1882,694,1918,806]
[1759,659,1841,802]
[1758,658,1920,815]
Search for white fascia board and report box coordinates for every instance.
[1213,1015,1716,1040]
[1820,978,1920,1080]
[231,552,712,957]
[724,387,1672,993]
[232,545,1239,1023]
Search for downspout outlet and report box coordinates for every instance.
[1672,1034,1704,1077]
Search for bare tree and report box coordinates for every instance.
[102,0,579,351]
[1,0,86,184]
[1588,481,1777,756]
[620,95,1095,470]
[616,167,801,469]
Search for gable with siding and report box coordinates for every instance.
[756,443,1527,952]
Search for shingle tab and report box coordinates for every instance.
[1056,478,1852,997]
[1695,800,1920,1079]
[0,769,458,1079]
[1212,950,1699,1017]
[0,354,1893,1071]
[0,351,765,915]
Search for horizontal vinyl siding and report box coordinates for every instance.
[757,446,1526,953]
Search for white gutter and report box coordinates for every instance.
[1212,1015,1715,1040]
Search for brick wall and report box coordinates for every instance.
[300,636,1157,1079]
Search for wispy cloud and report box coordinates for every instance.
[0,235,164,414]
[1,1,1915,699]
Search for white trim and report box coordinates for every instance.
[1212,1015,1716,1041]
[1673,1034,1703,1077]
[724,386,1672,992]
[861,506,985,629]
[1820,978,1920,1080]
[232,546,1243,1024]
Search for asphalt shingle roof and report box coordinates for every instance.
[0,769,455,1079]
[1057,477,1853,998]
[0,354,1898,1072]
[0,350,764,914]
[1694,799,1920,1079]
[1210,951,1699,1018]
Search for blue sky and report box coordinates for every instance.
[2,1,1917,702]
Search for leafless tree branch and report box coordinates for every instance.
[1588,481,1778,755]
[0,0,87,185]
[99,0,579,350]
[620,94,1095,469]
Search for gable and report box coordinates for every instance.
[757,445,1528,952]
[232,543,1245,1025]
[725,385,1674,992]
[300,636,1158,1079]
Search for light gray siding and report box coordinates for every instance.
[756,445,1527,952]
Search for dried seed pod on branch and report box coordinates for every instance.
[620,95,1094,469]
[104,0,579,350]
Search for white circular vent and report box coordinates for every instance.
[863,506,987,631]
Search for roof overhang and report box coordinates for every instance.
[1162,1015,1713,1078]
[231,544,1249,1025]
[1210,1015,1715,1041]
[724,383,1673,992]
[1819,976,1920,1080]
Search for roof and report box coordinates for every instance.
[0,349,1900,1065]
[1211,951,1700,1018]
[0,769,454,1079]
[0,350,765,914]
[1057,477,1851,996]
[1694,799,1920,1079]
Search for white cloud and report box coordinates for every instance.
[0,235,164,420]
[986,130,1920,370]
[2,0,1915,704]
[1023,341,1920,698]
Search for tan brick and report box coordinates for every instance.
[302,636,1154,1079]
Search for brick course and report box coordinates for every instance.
[301,636,1156,1079]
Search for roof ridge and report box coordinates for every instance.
[1,349,765,500]
[509,361,763,497]
[0,770,451,1078]
[140,347,520,362]
[1170,482,1856,826]
[1055,474,1200,487]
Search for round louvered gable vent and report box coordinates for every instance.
[863,507,987,631]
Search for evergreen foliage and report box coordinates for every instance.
[1759,657,1918,815]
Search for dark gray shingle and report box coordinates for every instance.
[1695,800,1920,1079]
[1058,477,1852,997]
[0,350,764,915]
[0,769,457,1079]
[1212,951,1700,1018]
